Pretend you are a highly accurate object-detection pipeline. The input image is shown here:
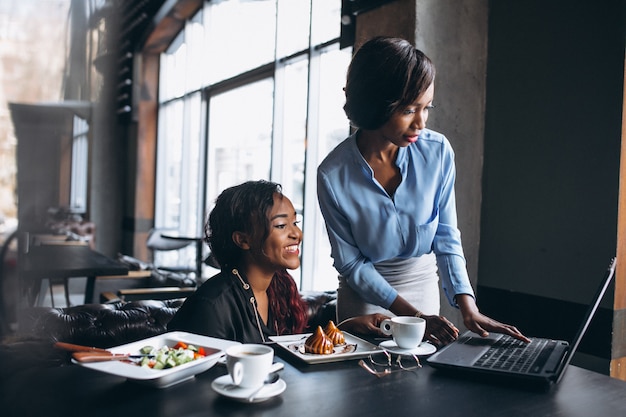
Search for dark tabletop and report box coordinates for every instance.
[21,245,128,279]
[20,244,128,304]
[3,343,626,417]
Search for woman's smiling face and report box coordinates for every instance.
[255,193,302,271]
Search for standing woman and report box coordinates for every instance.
[317,37,528,346]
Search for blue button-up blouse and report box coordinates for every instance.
[317,129,475,309]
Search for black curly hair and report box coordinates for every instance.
[206,180,280,269]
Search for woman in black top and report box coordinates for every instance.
[168,180,385,343]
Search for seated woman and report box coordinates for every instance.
[167,180,386,343]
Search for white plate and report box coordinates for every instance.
[73,331,239,388]
[269,332,381,364]
[378,340,437,356]
[211,375,286,403]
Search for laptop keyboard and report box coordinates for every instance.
[473,335,557,374]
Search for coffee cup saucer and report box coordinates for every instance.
[378,340,437,356]
[211,374,286,403]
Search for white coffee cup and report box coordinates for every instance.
[379,316,426,349]
[225,344,283,389]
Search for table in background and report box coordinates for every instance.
[21,244,129,305]
[3,346,626,417]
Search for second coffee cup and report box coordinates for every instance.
[380,316,426,349]
[225,344,283,389]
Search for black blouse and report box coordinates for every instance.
[167,269,276,343]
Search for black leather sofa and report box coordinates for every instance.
[20,291,337,348]
[0,291,337,377]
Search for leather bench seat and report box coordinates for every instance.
[19,290,337,349]
[0,291,337,376]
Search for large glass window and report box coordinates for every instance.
[301,45,351,290]
[70,115,89,213]
[276,0,311,57]
[206,79,274,207]
[204,0,277,85]
[155,0,350,290]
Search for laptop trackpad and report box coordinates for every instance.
[430,333,499,364]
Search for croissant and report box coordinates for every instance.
[323,320,345,346]
[304,326,334,354]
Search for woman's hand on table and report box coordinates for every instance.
[456,294,531,343]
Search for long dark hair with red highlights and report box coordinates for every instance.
[269,269,308,335]
[207,180,308,335]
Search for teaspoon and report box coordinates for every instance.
[246,372,281,402]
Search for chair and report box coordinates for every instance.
[92,270,153,302]
[93,252,197,303]
[146,228,197,276]
[0,229,19,338]
[31,235,90,307]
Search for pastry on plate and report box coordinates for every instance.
[323,320,345,346]
[304,326,334,354]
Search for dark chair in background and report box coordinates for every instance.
[92,253,197,304]
[0,229,18,338]
[146,228,197,276]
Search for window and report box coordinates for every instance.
[70,115,89,213]
[155,0,350,290]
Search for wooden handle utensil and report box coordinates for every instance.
[71,351,152,363]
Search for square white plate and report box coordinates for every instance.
[73,331,239,388]
[269,332,381,364]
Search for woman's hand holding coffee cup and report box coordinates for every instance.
[379,316,426,349]
[225,344,283,389]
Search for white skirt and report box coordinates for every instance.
[336,252,440,322]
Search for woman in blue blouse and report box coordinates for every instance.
[317,37,528,346]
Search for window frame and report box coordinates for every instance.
[153,1,350,290]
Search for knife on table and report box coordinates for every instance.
[54,341,153,362]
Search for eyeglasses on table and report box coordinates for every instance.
[358,350,422,378]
